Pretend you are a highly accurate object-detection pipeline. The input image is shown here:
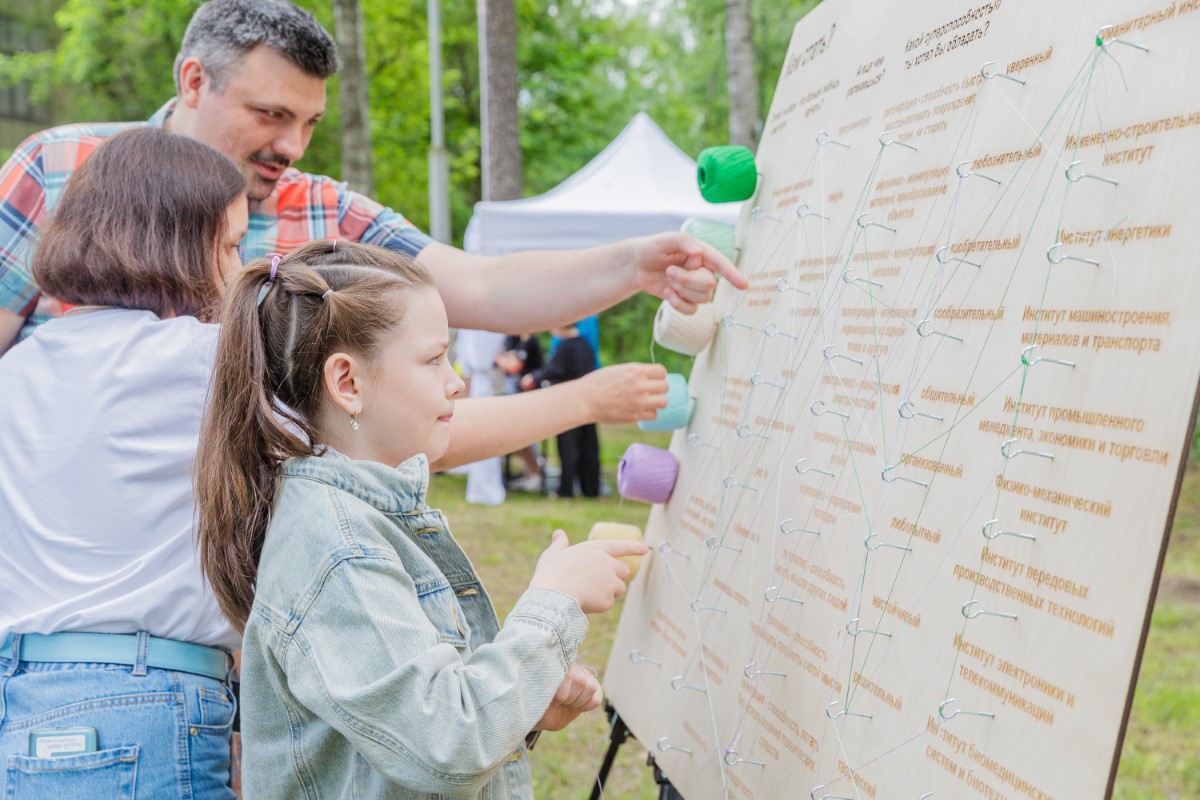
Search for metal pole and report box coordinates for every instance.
[427,0,451,243]
[588,703,631,800]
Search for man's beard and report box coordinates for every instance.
[245,169,276,201]
[244,150,291,201]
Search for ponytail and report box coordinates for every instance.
[195,239,434,630]
[195,257,314,631]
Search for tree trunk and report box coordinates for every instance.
[477,0,522,201]
[333,0,374,196]
[724,0,759,151]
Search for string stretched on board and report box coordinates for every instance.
[603,1,1200,798]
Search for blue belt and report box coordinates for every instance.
[3,632,231,682]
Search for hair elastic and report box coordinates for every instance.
[321,289,333,300]
[330,239,338,251]
[256,253,283,307]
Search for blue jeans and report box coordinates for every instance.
[0,654,235,799]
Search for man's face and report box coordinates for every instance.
[184,45,327,201]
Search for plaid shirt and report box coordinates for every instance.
[0,101,432,340]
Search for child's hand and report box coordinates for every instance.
[534,663,603,732]
[529,530,648,613]
[580,363,669,423]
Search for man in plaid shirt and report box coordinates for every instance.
[0,0,744,357]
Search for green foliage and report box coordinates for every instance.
[621,0,822,153]
[0,0,200,120]
[520,1,649,195]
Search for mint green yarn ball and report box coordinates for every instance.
[697,146,757,203]
[638,373,695,432]
[680,217,736,261]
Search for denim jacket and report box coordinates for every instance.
[240,452,588,799]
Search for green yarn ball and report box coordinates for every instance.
[697,146,757,203]
[680,217,736,261]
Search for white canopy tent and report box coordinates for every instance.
[464,112,740,255]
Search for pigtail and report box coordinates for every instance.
[195,259,313,632]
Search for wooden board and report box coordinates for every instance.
[604,1,1200,798]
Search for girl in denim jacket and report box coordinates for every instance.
[195,240,645,799]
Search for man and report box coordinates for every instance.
[0,0,746,467]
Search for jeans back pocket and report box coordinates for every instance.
[195,686,235,732]
[5,745,138,799]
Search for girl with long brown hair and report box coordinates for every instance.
[0,127,247,798]
[195,239,646,799]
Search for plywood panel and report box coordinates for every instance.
[604,1,1200,798]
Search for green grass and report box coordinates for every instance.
[432,427,1200,799]
[1112,466,1200,799]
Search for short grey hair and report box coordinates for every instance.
[174,0,340,93]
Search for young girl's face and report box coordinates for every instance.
[361,287,465,466]
[215,195,249,295]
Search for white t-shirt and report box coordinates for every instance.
[0,309,238,649]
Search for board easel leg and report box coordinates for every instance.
[587,702,631,800]
[587,701,684,799]
[648,754,684,799]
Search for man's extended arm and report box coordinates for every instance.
[417,233,748,334]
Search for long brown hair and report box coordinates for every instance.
[195,239,434,631]
[33,127,245,321]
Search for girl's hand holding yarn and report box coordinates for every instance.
[529,529,648,613]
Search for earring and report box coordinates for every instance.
[350,409,360,431]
